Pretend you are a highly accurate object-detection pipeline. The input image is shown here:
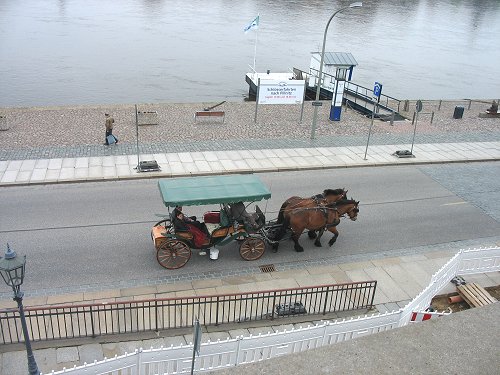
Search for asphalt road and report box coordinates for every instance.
[0,162,499,296]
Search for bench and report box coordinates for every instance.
[479,111,500,118]
[457,282,497,307]
[195,111,225,123]
[137,111,159,125]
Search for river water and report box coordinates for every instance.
[1,0,499,107]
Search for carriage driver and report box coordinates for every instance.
[228,201,260,230]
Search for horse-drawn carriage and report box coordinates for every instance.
[151,174,359,269]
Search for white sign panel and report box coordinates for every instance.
[332,80,345,107]
[258,80,305,105]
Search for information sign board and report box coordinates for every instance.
[258,80,305,105]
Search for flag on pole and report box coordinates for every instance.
[244,15,259,33]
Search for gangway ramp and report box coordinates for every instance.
[344,82,406,121]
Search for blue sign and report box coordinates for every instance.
[373,82,382,98]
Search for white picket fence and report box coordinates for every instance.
[45,246,500,375]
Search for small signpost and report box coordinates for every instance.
[393,100,421,158]
[190,318,202,375]
[135,104,160,172]
[364,82,382,160]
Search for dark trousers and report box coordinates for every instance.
[105,130,113,145]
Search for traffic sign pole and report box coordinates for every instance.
[364,82,382,160]
[410,100,423,155]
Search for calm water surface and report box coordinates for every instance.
[1,0,499,107]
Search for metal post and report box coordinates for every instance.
[310,3,362,139]
[363,99,376,160]
[299,80,306,123]
[410,109,419,155]
[438,99,442,110]
[135,104,140,171]
[468,99,472,110]
[14,292,40,375]
[254,78,260,123]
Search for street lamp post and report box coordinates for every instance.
[310,2,362,139]
[0,244,40,375]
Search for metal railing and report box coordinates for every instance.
[344,81,402,112]
[0,281,377,345]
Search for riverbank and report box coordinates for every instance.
[1,100,499,156]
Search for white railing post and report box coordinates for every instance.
[234,336,242,366]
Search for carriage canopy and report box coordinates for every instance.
[158,174,271,207]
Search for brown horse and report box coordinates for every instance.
[282,205,342,252]
[311,199,359,248]
[271,189,346,250]
[277,188,347,224]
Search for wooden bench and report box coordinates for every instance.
[195,111,225,123]
[457,283,497,307]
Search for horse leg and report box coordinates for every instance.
[307,230,317,239]
[314,228,325,247]
[327,227,339,247]
[291,232,304,252]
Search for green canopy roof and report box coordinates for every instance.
[158,174,271,207]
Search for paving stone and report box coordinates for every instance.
[78,344,104,364]
[57,346,79,363]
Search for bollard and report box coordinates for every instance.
[430,111,434,124]
[468,99,472,110]
[0,115,8,131]
[390,111,395,125]
[403,100,410,112]
[438,99,442,110]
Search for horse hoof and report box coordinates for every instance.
[272,244,279,253]
[307,231,317,239]
[295,247,304,252]
[314,242,322,247]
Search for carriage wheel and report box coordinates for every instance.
[157,240,192,269]
[154,218,172,229]
[239,238,266,261]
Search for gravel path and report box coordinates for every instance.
[1,99,499,160]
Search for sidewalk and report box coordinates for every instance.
[1,140,499,186]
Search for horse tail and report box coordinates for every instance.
[274,214,290,241]
[277,201,288,224]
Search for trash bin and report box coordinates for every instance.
[453,106,464,119]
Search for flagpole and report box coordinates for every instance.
[253,14,259,72]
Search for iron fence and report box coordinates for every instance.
[0,281,376,345]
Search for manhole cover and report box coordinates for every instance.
[259,264,276,273]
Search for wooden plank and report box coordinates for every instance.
[457,283,497,307]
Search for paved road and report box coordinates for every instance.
[1,162,498,299]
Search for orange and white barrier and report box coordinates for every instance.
[410,308,452,322]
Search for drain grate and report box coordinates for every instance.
[259,264,276,273]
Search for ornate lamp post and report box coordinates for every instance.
[0,244,40,375]
[310,2,363,139]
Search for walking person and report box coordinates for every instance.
[104,113,118,145]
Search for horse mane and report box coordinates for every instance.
[331,198,358,206]
[323,188,345,196]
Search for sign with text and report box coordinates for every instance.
[332,80,345,107]
[258,79,305,105]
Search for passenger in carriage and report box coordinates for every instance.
[172,206,209,247]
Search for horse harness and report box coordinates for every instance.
[293,205,341,227]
